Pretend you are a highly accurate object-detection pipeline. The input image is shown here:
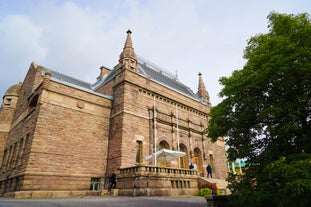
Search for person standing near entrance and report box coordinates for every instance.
[206,164,212,178]
[109,172,117,192]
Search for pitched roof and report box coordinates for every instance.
[137,58,201,101]
[43,69,93,90]
[41,58,202,102]
[93,57,202,102]
[42,68,112,99]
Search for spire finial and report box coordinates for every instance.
[119,29,138,72]
[197,72,211,106]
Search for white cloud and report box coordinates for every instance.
[0,14,46,88]
[0,0,310,105]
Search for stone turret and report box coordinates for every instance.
[0,82,22,164]
[197,72,211,106]
[118,30,138,72]
[1,82,22,109]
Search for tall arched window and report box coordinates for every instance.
[194,148,202,174]
[158,140,169,167]
[179,144,187,169]
[136,141,143,163]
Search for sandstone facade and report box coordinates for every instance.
[0,31,228,197]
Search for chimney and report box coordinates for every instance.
[99,66,111,79]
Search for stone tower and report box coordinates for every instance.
[107,30,141,173]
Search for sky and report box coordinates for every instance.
[0,0,310,106]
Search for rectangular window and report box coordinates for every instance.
[7,145,13,169]
[1,149,8,169]
[5,98,12,106]
[90,178,100,191]
[23,134,30,157]
[136,141,143,163]
[17,138,23,166]
[12,143,17,168]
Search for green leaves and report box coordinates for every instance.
[263,153,311,207]
[206,12,311,207]
[197,187,213,196]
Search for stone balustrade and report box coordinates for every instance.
[119,164,198,176]
[117,165,199,196]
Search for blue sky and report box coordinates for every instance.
[0,0,310,105]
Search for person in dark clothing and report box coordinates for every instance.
[109,172,117,192]
[206,164,212,178]
[189,163,194,169]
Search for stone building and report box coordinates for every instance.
[0,30,228,198]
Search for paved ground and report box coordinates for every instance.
[0,196,207,207]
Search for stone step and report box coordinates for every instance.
[208,178,228,189]
[199,177,230,195]
[101,189,119,196]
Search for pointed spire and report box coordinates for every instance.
[119,30,138,72]
[197,72,211,106]
[124,30,134,50]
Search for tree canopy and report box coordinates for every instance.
[206,12,311,207]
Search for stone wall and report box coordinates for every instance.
[0,108,15,164]
[0,71,112,194]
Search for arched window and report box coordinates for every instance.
[159,141,169,150]
[136,141,143,163]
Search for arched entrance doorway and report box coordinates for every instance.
[193,148,202,175]
[179,144,188,169]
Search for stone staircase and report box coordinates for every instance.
[101,189,119,196]
[198,177,230,195]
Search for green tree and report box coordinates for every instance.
[207,12,311,207]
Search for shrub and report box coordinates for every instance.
[198,187,212,196]
[198,182,220,195]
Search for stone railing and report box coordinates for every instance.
[119,164,198,176]
[117,165,199,196]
